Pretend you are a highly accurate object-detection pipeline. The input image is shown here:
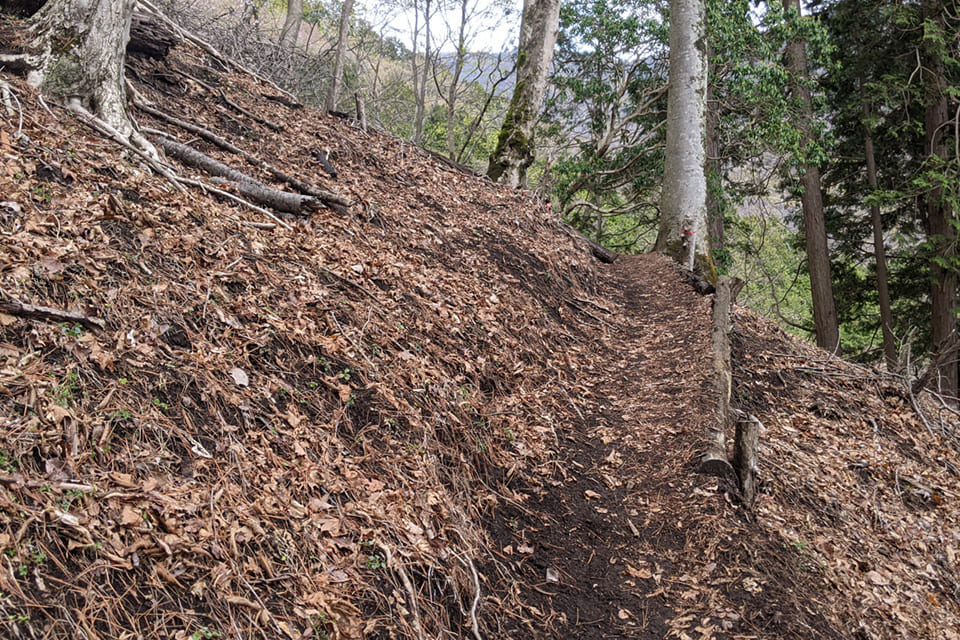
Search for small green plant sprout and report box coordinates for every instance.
[365,553,386,570]
[31,184,51,202]
[337,368,352,382]
[190,627,221,640]
[312,610,332,640]
[152,398,169,410]
[60,323,83,338]
[0,451,18,472]
[51,371,79,407]
[60,489,85,510]
[110,408,132,421]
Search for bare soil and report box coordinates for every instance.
[0,16,958,640]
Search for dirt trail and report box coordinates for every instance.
[485,254,718,638]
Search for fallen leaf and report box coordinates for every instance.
[120,506,141,527]
[230,367,249,386]
[867,570,889,586]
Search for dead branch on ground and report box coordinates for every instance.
[155,136,321,215]
[136,0,300,105]
[134,100,352,212]
[0,288,106,332]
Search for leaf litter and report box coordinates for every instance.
[0,19,957,640]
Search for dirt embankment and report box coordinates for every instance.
[0,17,958,640]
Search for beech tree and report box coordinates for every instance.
[13,0,151,153]
[655,0,710,273]
[487,0,561,186]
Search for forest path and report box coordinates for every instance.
[484,253,722,639]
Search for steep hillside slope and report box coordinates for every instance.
[0,20,958,640]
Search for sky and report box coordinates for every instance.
[360,0,523,54]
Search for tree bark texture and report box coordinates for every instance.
[486,0,561,187]
[27,0,140,142]
[921,0,958,399]
[655,0,711,276]
[699,275,736,477]
[157,137,321,215]
[705,61,724,254]
[733,414,760,508]
[782,0,840,353]
[279,0,303,52]
[862,97,897,370]
[326,0,354,112]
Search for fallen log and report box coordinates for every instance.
[1,3,179,59]
[128,10,180,60]
[698,275,736,477]
[210,177,318,216]
[558,223,618,264]
[156,137,320,216]
[137,104,352,212]
[733,413,761,508]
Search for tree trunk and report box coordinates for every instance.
[326,0,354,112]
[699,275,736,477]
[25,0,152,154]
[445,0,469,159]
[921,0,958,399]
[655,0,711,276]
[862,95,897,370]
[782,0,840,352]
[410,0,433,144]
[486,0,561,186]
[705,59,724,255]
[279,0,303,52]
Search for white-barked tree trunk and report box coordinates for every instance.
[655,0,710,274]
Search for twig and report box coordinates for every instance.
[174,176,294,230]
[0,80,24,133]
[455,553,484,640]
[218,90,282,132]
[0,476,93,492]
[315,264,381,303]
[0,288,106,331]
[377,542,426,640]
[328,311,377,370]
